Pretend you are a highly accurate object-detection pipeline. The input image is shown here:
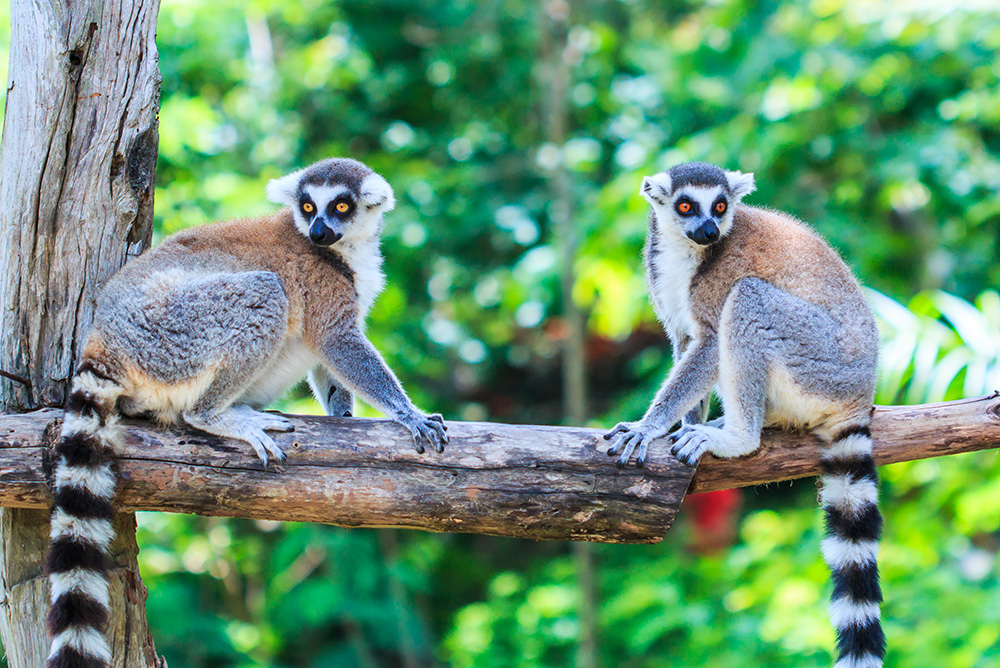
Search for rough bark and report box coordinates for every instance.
[0,1,163,666]
[0,412,693,544]
[687,393,1000,493]
[0,395,996,545]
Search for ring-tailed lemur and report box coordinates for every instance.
[47,158,448,668]
[605,162,883,668]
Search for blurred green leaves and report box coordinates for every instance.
[872,289,1000,404]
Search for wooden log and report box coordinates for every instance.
[690,392,1000,493]
[0,393,997,544]
[0,410,693,544]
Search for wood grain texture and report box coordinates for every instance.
[0,411,693,544]
[0,1,164,666]
[690,392,1000,493]
[1,395,997,544]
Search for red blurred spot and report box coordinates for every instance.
[682,488,743,553]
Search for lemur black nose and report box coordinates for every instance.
[308,221,343,246]
[688,221,720,246]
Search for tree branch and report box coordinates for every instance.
[0,394,997,545]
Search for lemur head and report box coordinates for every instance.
[640,162,755,246]
[266,158,396,247]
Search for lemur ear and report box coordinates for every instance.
[265,169,305,206]
[725,170,756,199]
[640,173,672,206]
[359,172,396,212]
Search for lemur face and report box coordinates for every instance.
[266,158,396,247]
[641,162,755,247]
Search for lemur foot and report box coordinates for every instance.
[399,412,448,454]
[671,424,759,466]
[669,425,712,466]
[241,407,296,433]
[603,422,668,468]
[183,406,291,468]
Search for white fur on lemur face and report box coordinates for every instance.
[266,159,396,247]
[641,164,755,247]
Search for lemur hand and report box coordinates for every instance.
[398,411,448,454]
[604,421,670,468]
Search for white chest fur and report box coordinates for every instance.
[646,232,700,341]
[336,237,385,323]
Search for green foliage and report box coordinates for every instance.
[872,289,1000,404]
[2,0,1000,666]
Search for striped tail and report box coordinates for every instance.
[47,363,124,668]
[820,424,886,668]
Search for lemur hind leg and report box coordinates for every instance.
[671,277,847,466]
[114,270,294,465]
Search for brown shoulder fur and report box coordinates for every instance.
[117,209,358,350]
[690,204,871,333]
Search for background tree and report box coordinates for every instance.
[0,1,164,666]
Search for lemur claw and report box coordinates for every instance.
[402,413,448,454]
[670,436,706,467]
[604,424,653,467]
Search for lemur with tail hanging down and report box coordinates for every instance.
[605,162,884,668]
[47,158,448,668]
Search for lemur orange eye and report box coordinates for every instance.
[715,201,727,214]
[302,202,314,214]
[335,201,350,213]
[677,201,692,214]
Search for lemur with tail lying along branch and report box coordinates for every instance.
[47,158,448,668]
[605,162,884,668]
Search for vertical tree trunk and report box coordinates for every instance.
[538,4,600,668]
[0,1,164,666]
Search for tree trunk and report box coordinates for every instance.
[0,1,164,666]
[537,3,601,666]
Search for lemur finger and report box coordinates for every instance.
[615,432,643,468]
[246,437,270,467]
[425,421,447,451]
[668,424,694,443]
[604,423,630,440]
[261,418,295,432]
[260,433,287,465]
[417,422,441,452]
[671,436,706,467]
[606,432,631,456]
[427,418,447,437]
[676,447,704,467]
[635,439,651,468]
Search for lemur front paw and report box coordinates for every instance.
[399,412,448,454]
[603,422,668,468]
